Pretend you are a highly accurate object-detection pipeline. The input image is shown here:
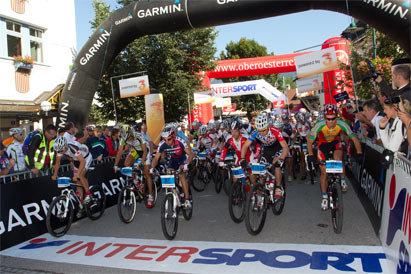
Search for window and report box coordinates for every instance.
[1,18,44,63]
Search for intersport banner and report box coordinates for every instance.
[58,0,410,130]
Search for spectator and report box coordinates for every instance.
[87,126,95,138]
[106,127,120,156]
[0,141,15,176]
[356,99,384,143]
[375,58,410,103]
[6,128,27,173]
[141,121,154,153]
[379,99,408,153]
[397,99,411,158]
[86,126,108,160]
[25,124,57,175]
[101,126,110,141]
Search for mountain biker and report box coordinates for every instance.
[294,111,312,181]
[6,128,27,173]
[241,114,289,198]
[151,126,194,208]
[307,104,362,211]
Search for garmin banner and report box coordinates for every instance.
[58,0,410,130]
[0,160,123,251]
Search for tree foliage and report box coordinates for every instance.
[89,0,217,124]
[219,38,280,116]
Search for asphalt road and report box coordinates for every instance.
[0,175,381,274]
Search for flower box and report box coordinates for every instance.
[14,61,33,71]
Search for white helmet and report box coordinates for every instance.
[255,114,269,131]
[9,128,24,136]
[161,126,175,138]
[53,136,67,152]
[300,108,307,114]
[199,125,207,135]
[207,121,215,131]
[273,119,284,129]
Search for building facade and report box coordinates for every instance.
[0,0,76,139]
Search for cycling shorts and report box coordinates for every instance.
[128,148,143,161]
[261,142,283,165]
[168,155,186,171]
[73,153,93,172]
[317,140,343,162]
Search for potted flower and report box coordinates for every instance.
[13,55,34,70]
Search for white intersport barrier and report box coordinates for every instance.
[380,154,411,274]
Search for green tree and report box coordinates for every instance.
[219,38,280,117]
[89,0,217,124]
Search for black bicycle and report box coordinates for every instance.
[191,151,215,192]
[227,165,250,223]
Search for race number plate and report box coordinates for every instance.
[225,154,234,161]
[251,163,266,175]
[294,143,300,149]
[231,166,245,179]
[198,152,206,160]
[302,143,308,152]
[57,177,70,188]
[133,159,142,169]
[120,167,133,177]
[326,160,343,173]
[160,175,176,188]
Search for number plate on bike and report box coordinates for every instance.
[251,164,266,175]
[231,166,245,179]
[160,175,175,188]
[326,160,343,173]
[57,177,70,188]
[120,167,133,177]
[302,143,308,152]
[294,143,300,149]
[198,152,206,160]
[225,154,234,161]
[133,159,142,169]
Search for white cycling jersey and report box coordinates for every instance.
[6,141,26,172]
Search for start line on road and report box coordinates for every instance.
[1,234,389,274]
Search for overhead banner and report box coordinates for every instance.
[296,74,323,94]
[119,75,150,98]
[214,97,231,108]
[210,79,285,103]
[294,47,338,79]
[194,91,215,105]
[144,94,165,145]
[223,104,236,112]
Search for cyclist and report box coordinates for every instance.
[241,114,289,198]
[52,136,93,204]
[188,121,201,145]
[307,104,362,211]
[294,111,312,180]
[6,128,27,173]
[151,126,194,208]
[273,118,294,183]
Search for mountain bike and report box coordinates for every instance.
[46,177,106,237]
[227,164,250,223]
[191,151,214,192]
[160,168,193,240]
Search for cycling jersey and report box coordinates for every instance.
[57,141,93,170]
[220,136,260,164]
[158,139,188,170]
[5,141,26,172]
[248,127,285,147]
[295,122,311,137]
[120,131,147,152]
[197,133,216,151]
[309,119,355,144]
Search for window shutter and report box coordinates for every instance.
[11,0,25,14]
[15,70,30,93]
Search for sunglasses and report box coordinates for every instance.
[326,117,337,121]
[257,127,268,132]
[165,137,174,142]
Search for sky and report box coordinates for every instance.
[75,0,352,57]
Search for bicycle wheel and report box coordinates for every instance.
[272,183,286,216]
[228,181,246,223]
[245,183,267,235]
[214,166,223,193]
[161,193,178,240]
[117,186,137,224]
[331,182,343,234]
[222,168,232,196]
[85,185,106,220]
[144,179,158,208]
[292,150,299,179]
[191,166,206,192]
[183,186,193,220]
[46,195,74,237]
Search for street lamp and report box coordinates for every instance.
[40,101,52,116]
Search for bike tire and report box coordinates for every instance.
[183,186,193,220]
[86,185,106,220]
[161,193,178,240]
[292,151,298,179]
[272,182,286,216]
[117,186,137,224]
[222,168,232,196]
[191,166,206,192]
[144,179,158,208]
[228,181,246,223]
[46,195,74,237]
[331,182,343,234]
[214,167,223,193]
[245,183,267,235]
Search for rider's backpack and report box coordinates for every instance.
[22,130,41,155]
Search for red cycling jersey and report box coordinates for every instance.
[220,135,261,164]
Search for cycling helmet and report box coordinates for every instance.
[281,113,289,120]
[120,125,133,140]
[312,111,319,117]
[222,119,230,129]
[295,112,305,123]
[323,104,338,116]
[192,121,200,128]
[207,121,215,131]
[161,126,174,138]
[300,108,307,114]
[268,117,274,127]
[273,119,284,129]
[9,128,24,136]
[231,120,242,130]
[255,114,269,131]
[199,125,207,135]
[53,136,67,152]
[318,110,325,121]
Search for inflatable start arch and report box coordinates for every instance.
[59,0,410,129]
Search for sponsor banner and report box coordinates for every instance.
[296,74,323,95]
[119,75,150,98]
[380,155,411,274]
[346,140,386,234]
[223,104,236,112]
[214,97,231,108]
[145,94,165,145]
[210,79,284,103]
[0,160,123,251]
[294,47,338,79]
[333,91,350,103]
[272,100,285,108]
[194,91,215,105]
[1,234,389,273]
